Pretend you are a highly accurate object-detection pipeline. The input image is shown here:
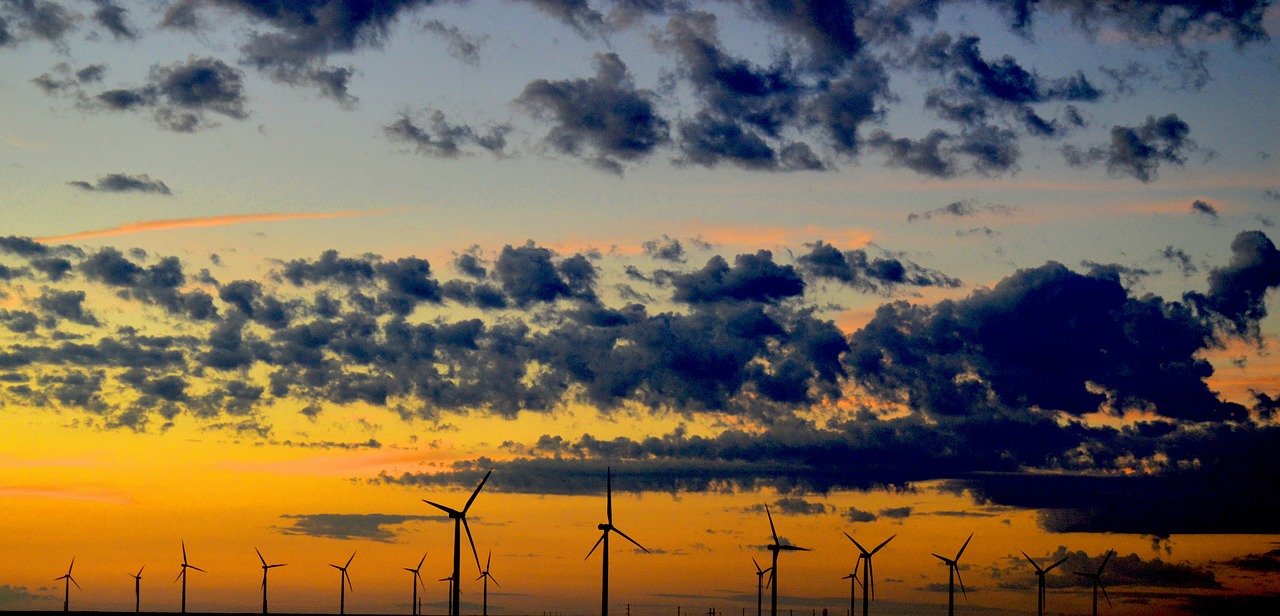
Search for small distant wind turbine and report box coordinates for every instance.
[175,542,205,614]
[841,570,860,616]
[1074,550,1113,616]
[1022,551,1069,616]
[257,548,287,614]
[439,575,455,610]
[476,550,500,616]
[844,533,894,616]
[55,557,79,612]
[424,468,493,616]
[331,552,355,615]
[751,557,773,616]
[587,467,649,616]
[764,505,809,616]
[932,533,972,616]
[405,552,428,616]
[129,566,144,613]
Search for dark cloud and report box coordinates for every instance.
[1186,230,1280,339]
[991,547,1220,593]
[867,129,954,178]
[1191,198,1219,219]
[90,0,136,40]
[643,235,687,263]
[385,108,510,158]
[671,251,804,304]
[280,250,376,287]
[93,56,249,132]
[0,583,52,606]
[422,19,485,65]
[770,496,828,515]
[908,200,1018,223]
[1061,114,1197,182]
[68,173,172,195]
[494,242,594,307]
[276,513,433,543]
[1161,246,1199,276]
[1225,548,1280,573]
[844,506,877,523]
[517,52,669,174]
[35,289,98,326]
[879,506,912,520]
[0,0,74,47]
[797,241,961,295]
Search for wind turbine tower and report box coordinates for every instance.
[55,557,79,612]
[331,552,355,615]
[751,557,773,616]
[587,467,649,616]
[1021,551,1068,616]
[932,534,972,616]
[477,550,500,616]
[844,533,894,616]
[129,566,144,613]
[175,542,205,614]
[1074,550,1113,616]
[257,548,287,614]
[424,468,493,616]
[764,505,809,616]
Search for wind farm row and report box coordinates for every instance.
[42,468,1114,616]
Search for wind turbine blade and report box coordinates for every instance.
[932,553,949,564]
[956,533,973,560]
[345,552,356,568]
[1099,581,1111,607]
[955,566,967,599]
[423,499,459,516]
[753,557,763,574]
[416,572,426,591]
[868,560,875,599]
[182,541,187,565]
[843,531,868,555]
[1021,551,1043,572]
[463,468,494,514]
[418,552,429,569]
[606,467,614,525]
[331,564,342,570]
[68,557,75,575]
[766,505,779,543]
[1046,556,1070,572]
[586,531,606,559]
[189,566,205,573]
[268,564,287,569]
[871,535,895,555]
[345,571,353,592]
[613,526,649,553]
[463,517,483,574]
[778,545,809,552]
[175,569,185,583]
[70,576,80,590]
[1099,550,1113,574]
[257,547,267,567]
[138,565,145,576]
[486,549,492,571]
[489,574,501,588]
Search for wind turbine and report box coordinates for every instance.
[257,548,287,614]
[751,557,773,616]
[1021,551,1069,616]
[439,575,455,611]
[844,533,894,616]
[129,566,144,613]
[841,570,860,616]
[476,550,500,616]
[764,505,809,616]
[424,468,493,616]
[331,552,355,615]
[405,552,427,616]
[587,467,649,616]
[55,557,79,612]
[175,542,205,614]
[932,533,972,616]
[1074,550,1113,616]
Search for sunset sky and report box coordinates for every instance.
[3,1,1280,615]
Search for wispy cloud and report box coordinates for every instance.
[0,485,132,504]
[36,209,396,243]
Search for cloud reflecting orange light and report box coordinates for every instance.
[36,210,396,243]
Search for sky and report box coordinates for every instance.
[2,0,1280,614]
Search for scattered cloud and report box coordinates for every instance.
[275,513,433,543]
[68,173,172,195]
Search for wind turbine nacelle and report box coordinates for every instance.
[598,523,611,531]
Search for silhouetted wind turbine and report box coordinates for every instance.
[331,552,355,615]
[764,505,809,616]
[841,570,860,616]
[55,557,79,612]
[129,566,143,613]
[257,548,287,614]
[405,553,427,616]
[424,468,493,616]
[1022,551,1068,616]
[932,533,972,616]
[844,533,894,616]
[477,549,500,616]
[587,467,649,616]
[175,542,205,614]
[439,575,455,610]
[1074,550,1113,616]
[751,557,773,616]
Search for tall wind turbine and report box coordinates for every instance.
[1021,551,1068,616]
[844,533,894,616]
[257,548,287,614]
[129,566,144,613]
[764,505,809,616]
[932,533,972,616]
[175,542,205,614]
[1074,550,1113,616]
[751,557,773,616]
[331,552,355,615]
[55,557,79,612]
[424,468,493,616]
[587,467,649,616]
[476,550,500,616]
[405,553,427,616]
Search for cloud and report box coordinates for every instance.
[0,584,53,607]
[796,241,961,295]
[1161,246,1199,276]
[36,209,392,243]
[878,506,912,520]
[1186,230,1280,339]
[0,0,74,47]
[276,513,433,542]
[68,173,172,195]
[92,56,249,132]
[90,0,136,41]
[1191,199,1219,219]
[671,251,804,304]
[517,52,669,174]
[385,108,510,158]
[844,506,877,523]
[422,19,485,65]
[1061,114,1198,182]
[908,200,1018,222]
